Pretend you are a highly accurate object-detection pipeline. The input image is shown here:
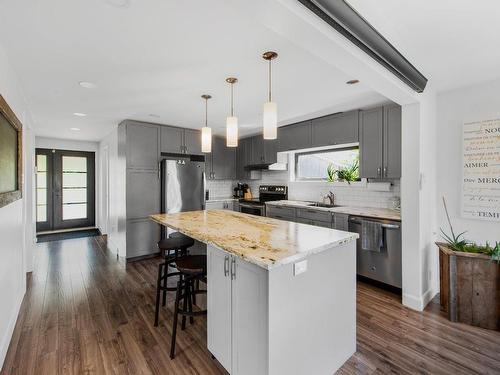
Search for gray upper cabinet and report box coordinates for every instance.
[160,126,184,154]
[359,105,401,179]
[184,129,202,155]
[209,137,236,180]
[277,121,312,151]
[263,139,278,164]
[311,110,359,147]
[251,136,265,164]
[359,107,384,179]
[236,137,252,179]
[383,105,402,179]
[126,122,159,170]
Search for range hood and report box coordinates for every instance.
[247,152,288,171]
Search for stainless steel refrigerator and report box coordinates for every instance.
[160,155,205,237]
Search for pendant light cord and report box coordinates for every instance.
[205,97,208,127]
[268,59,272,102]
[230,82,234,117]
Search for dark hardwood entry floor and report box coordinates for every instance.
[2,236,499,374]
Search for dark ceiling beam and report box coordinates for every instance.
[297,0,428,93]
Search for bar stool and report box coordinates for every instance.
[154,236,195,326]
[170,255,207,359]
[169,231,192,241]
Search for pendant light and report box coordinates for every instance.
[226,77,238,147]
[262,51,278,140]
[201,94,212,153]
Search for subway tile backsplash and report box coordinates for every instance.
[207,171,400,210]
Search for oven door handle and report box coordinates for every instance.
[239,203,261,209]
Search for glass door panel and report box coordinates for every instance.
[36,148,95,232]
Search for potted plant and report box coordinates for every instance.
[327,159,359,184]
[437,197,500,330]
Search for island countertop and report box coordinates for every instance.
[150,210,357,270]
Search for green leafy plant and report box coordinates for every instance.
[441,197,500,263]
[326,158,359,184]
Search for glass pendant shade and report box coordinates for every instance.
[263,101,277,139]
[226,116,238,147]
[201,126,212,153]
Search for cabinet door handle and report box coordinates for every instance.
[383,166,387,177]
[224,256,229,277]
[377,167,381,176]
[158,162,161,180]
[230,258,236,280]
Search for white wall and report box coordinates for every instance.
[437,79,500,245]
[99,128,126,256]
[0,43,36,368]
[35,137,100,230]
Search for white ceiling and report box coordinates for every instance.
[347,0,500,93]
[0,0,387,141]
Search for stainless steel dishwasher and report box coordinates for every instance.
[349,216,402,288]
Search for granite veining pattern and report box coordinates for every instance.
[150,210,357,270]
[266,200,401,221]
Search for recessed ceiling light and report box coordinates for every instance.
[346,79,360,85]
[70,127,80,131]
[73,112,87,117]
[79,81,97,89]
[105,0,130,8]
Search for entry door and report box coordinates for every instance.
[36,149,95,232]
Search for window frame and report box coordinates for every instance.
[294,145,360,182]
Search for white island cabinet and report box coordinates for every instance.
[150,210,358,375]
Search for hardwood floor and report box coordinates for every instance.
[2,236,499,374]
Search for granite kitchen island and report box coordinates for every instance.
[151,210,358,375]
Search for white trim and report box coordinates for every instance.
[402,287,438,311]
[0,286,24,369]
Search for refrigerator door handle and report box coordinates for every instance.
[201,171,206,210]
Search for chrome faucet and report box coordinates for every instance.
[326,191,335,206]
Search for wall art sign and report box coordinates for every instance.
[462,118,500,221]
[0,94,23,209]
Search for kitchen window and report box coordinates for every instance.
[295,146,359,181]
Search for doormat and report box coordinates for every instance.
[37,228,101,243]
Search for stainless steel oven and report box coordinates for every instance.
[239,202,265,216]
[238,185,287,216]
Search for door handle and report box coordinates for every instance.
[230,258,236,280]
[224,256,229,277]
[383,166,387,177]
[377,167,381,177]
[158,162,161,180]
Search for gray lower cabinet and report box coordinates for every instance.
[359,105,401,179]
[277,120,312,151]
[126,219,161,258]
[383,105,402,179]
[311,110,359,147]
[333,213,349,231]
[206,200,235,210]
[266,205,296,221]
[160,125,184,154]
[126,121,160,169]
[126,170,160,219]
[207,137,236,180]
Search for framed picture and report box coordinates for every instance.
[0,94,23,208]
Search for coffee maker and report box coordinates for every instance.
[233,183,248,198]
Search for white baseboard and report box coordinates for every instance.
[0,287,25,369]
[403,287,438,311]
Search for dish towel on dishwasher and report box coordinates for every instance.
[361,220,383,252]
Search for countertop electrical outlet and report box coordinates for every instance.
[294,260,308,276]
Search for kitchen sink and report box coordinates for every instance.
[306,202,339,208]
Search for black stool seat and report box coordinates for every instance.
[169,232,193,241]
[175,255,206,275]
[158,236,194,251]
